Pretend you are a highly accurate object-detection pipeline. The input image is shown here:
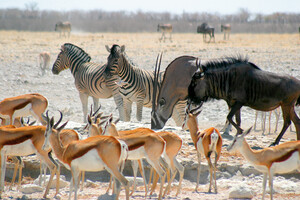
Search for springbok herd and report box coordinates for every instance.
[0,31,299,200]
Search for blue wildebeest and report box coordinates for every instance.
[55,21,71,38]
[52,43,124,122]
[197,23,215,43]
[221,24,231,40]
[151,56,300,146]
[157,24,172,42]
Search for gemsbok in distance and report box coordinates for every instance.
[55,21,71,38]
[221,24,231,40]
[182,104,222,193]
[42,112,130,200]
[0,93,48,126]
[157,24,172,42]
[227,127,300,200]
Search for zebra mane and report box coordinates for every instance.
[63,43,91,62]
[201,55,260,72]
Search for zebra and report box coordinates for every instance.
[52,43,124,122]
[197,23,215,43]
[105,44,186,127]
[221,24,231,40]
[55,21,71,38]
[157,24,172,42]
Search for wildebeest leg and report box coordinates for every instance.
[290,107,300,139]
[227,102,243,134]
[272,105,292,146]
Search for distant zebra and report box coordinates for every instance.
[197,23,215,43]
[52,43,124,122]
[105,44,186,126]
[221,24,231,40]
[55,21,71,38]
[157,24,172,42]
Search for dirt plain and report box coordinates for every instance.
[0,31,300,200]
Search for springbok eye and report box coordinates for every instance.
[159,98,166,106]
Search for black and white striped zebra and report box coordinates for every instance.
[52,43,124,122]
[105,44,186,126]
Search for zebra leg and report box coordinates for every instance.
[172,101,186,128]
[123,99,132,122]
[79,93,89,123]
[136,99,144,122]
[92,97,99,113]
[113,93,126,121]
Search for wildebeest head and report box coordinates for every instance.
[105,44,125,77]
[151,56,199,129]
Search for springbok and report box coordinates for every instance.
[221,24,231,40]
[99,117,167,200]
[39,52,50,76]
[182,105,222,193]
[0,124,60,198]
[197,23,215,43]
[157,24,172,42]
[55,21,71,38]
[42,113,130,200]
[0,93,48,126]
[227,127,300,200]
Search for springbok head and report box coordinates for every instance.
[227,127,252,152]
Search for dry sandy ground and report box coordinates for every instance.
[0,31,299,199]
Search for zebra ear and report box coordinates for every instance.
[105,45,110,53]
[121,45,125,53]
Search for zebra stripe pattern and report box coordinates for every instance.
[105,44,186,126]
[52,43,124,122]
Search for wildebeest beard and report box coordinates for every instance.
[187,72,209,105]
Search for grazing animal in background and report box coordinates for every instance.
[254,108,281,135]
[183,106,222,193]
[105,44,186,126]
[221,24,231,40]
[42,113,130,200]
[55,21,71,38]
[227,127,300,200]
[52,43,124,122]
[39,52,50,76]
[0,93,48,126]
[197,23,215,43]
[157,24,172,42]
[151,56,300,146]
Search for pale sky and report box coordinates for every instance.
[0,0,299,15]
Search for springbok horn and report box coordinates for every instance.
[152,52,163,112]
[89,105,93,117]
[92,105,102,117]
[189,102,204,114]
[53,111,63,129]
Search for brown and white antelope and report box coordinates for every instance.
[39,52,50,76]
[0,124,60,198]
[221,24,231,40]
[98,117,167,200]
[42,113,130,200]
[0,93,48,126]
[183,106,222,193]
[55,21,71,38]
[157,24,172,42]
[227,127,300,200]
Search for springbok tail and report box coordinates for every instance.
[296,95,300,106]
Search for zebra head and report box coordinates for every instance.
[105,44,125,77]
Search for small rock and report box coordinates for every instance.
[33,175,68,189]
[229,185,254,199]
[20,184,43,194]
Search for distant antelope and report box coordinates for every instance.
[157,24,172,42]
[221,24,231,40]
[183,106,222,193]
[0,93,48,126]
[197,23,215,43]
[55,21,71,38]
[254,108,281,135]
[39,52,50,76]
[227,127,300,200]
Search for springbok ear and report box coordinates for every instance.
[50,117,54,127]
[57,121,68,132]
[87,115,92,125]
[120,45,125,53]
[105,45,110,53]
[29,121,36,126]
[114,118,120,125]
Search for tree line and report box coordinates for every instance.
[0,7,299,33]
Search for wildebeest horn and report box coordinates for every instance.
[152,52,163,112]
